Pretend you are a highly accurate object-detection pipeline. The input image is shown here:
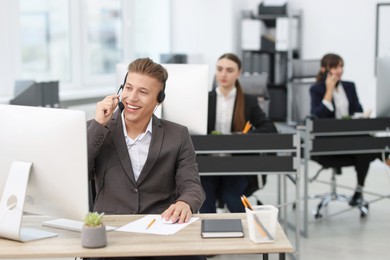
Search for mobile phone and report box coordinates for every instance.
[324,70,339,88]
[323,70,329,81]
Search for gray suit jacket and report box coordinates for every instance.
[87,111,205,214]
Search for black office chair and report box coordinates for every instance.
[310,156,369,219]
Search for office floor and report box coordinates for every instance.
[18,159,390,260]
[212,159,390,260]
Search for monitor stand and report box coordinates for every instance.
[0,161,57,242]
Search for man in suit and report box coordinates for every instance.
[87,58,205,260]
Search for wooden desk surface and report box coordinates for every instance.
[0,213,293,258]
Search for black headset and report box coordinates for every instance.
[118,72,166,104]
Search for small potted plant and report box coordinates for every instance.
[81,211,107,248]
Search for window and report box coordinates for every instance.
[0,0,171,102]
[20,0,70,82]
[84,0,122,76]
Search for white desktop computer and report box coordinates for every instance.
[0,105,89,242]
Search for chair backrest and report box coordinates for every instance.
[240,73,270,116]
[239,73,269,98]
[292,59,320,79]
[290,59,320,124]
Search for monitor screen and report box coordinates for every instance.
[376,57,390,117]
[10,81,60,108]
[116,63,209,135]
[0,105,89,241]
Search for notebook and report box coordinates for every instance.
[201,219,244,238]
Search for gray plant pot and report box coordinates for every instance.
[81,224,107,248]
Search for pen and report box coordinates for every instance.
[242,121,252,134]
[146,218,156,230]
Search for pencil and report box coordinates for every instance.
[241,196,249,209]
[254,215,273,240]
[242,121,252,134]
[241,195,266,238]
[253,215,267,238]
[146,218,156,230]
[241,195,253,210]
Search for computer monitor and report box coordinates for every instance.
[376,57,390,117]
[160,54,187,64]
[10,80,60,108]
[161,64,209,135]
[0,105,89,242]
[116,63,209,135]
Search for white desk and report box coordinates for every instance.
[192,134,301,260]
[302,118,390,237]
[0,213,293,259]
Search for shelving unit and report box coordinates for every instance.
[240,7,302,122]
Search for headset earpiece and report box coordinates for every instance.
[157,82,166,103]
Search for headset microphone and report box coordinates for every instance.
[118,101,125,112]
[117,72,128,112]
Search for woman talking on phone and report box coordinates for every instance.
[310,53,377,207]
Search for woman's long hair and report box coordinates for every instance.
[218,53,246,132]
[316,53,343,82]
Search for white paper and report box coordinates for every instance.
[42,218,116,232]
[116,215,199,235]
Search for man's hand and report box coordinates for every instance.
[161,201,192,224]
[95,95,120,126]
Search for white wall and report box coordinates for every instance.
[171,0,390,115]
[290,0,390,116]
[170,0,239,87]
[0,0,20,102]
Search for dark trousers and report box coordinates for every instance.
[312,153,381,187]
[200,175,249,213]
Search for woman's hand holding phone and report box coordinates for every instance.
[325,70,338,92]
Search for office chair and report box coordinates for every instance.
[289,59,320,125]
[309,156,369,218]
[305,116,372,219]
[239,73,270,116]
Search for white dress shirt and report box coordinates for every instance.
[321,82,349,119]
[121,112,152,181]
[215,86,236,134]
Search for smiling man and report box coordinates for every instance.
[87,58,205,260]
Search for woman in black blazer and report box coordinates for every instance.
[199,53,277,213]
[310,53,380,206]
